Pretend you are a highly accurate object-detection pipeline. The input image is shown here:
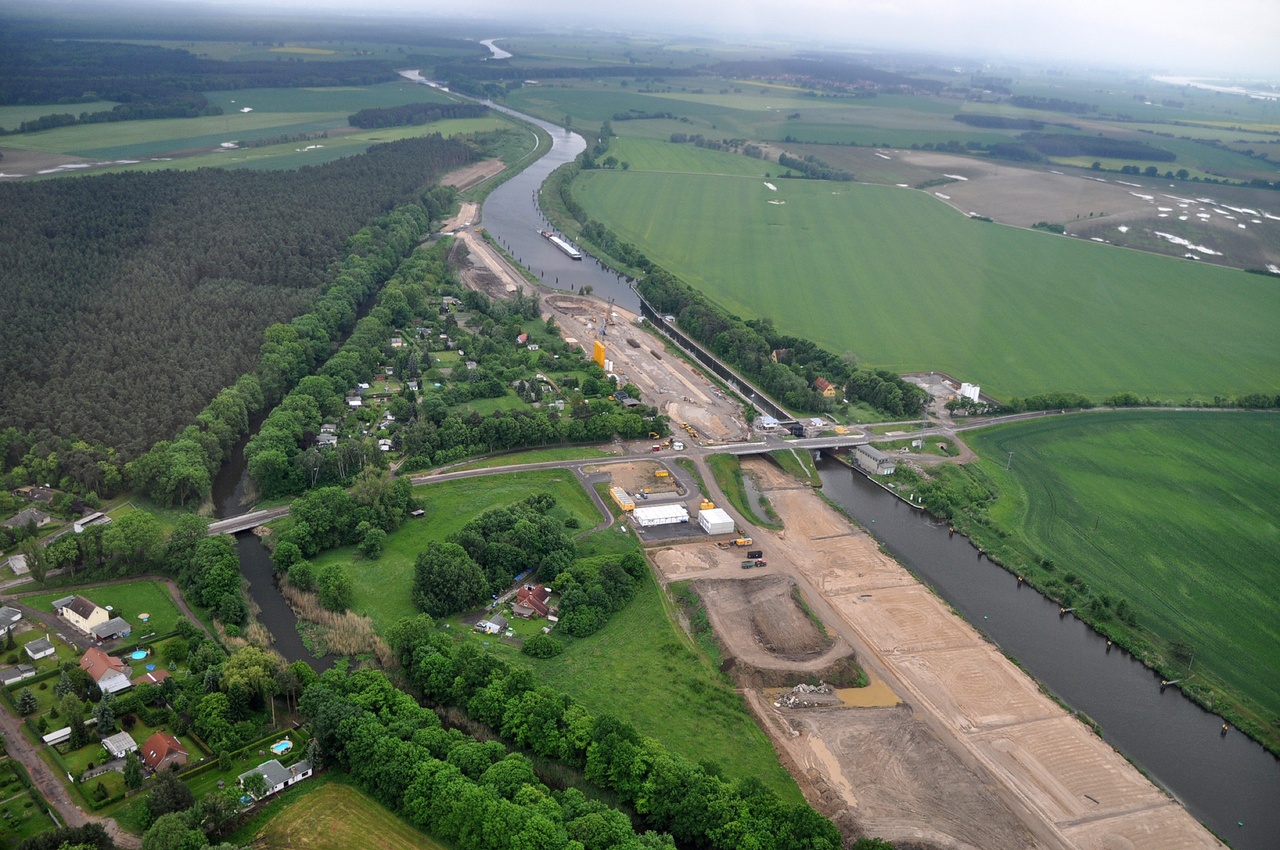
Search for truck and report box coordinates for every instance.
[733,537,753,547]
[741,560,756,570]
[741,559,767,569]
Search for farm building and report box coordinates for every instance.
[632,504,689,527]
[102,731,138,760]
[698,508,735,536]
[959,382,981,402]
[25,636,55,661]
[609,487,635,512]
[854,444,897,476]
[54,595,109,635]
[91,617,132,642]
[140,732,188,773]
[239,758,313,799]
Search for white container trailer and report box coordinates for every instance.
[698,508,735,535]
[632,504,689,527]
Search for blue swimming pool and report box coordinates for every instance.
[130,650,147,660]
[270,740,292,755]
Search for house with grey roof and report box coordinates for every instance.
[475,614,507,635]
[25,636,55,661]
[0,664,36,686]
[0,606,21,634]
[2,508,52,529]
[238,758,313,798]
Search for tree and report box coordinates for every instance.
[358,527,386,560]
[19,538,47,584]
[412,542,488,617]
[192,788,242,838]
[148,767,196,819]
[221,646,282,725]
[271,541,302,573]
[142,811,207,850]
[93,694,115,733]
[124,751,143,790]
[241,771,269,800]
[102,510,165,572]
[316,563,353,612]
[16,687,38,716]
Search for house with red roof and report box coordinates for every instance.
[140,732,188,773]
[512,585,552,619]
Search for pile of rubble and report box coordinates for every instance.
[774,681,840,709]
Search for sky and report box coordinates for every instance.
[27,0,1280,78]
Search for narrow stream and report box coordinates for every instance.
[816,456,1279,850]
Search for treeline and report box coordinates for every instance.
[413,494,575,616]
[1021,132,1176,162]
[302,666,681,850]
[612,110,677,121]
[0,134,473,465]
[777,152,854,181]
[348,101,488,129]
[714,58,943,93]
[952,114,1044,130]
[0,37,395,108]
[553,551,647,637]
[1008,95,1096,114]
[0,98,221,134]
[300,621,849,850]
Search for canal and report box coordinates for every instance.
[816,455,1279,850]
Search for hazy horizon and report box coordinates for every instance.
[19,0,1272,78]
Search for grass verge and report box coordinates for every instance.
[707,454,782,531]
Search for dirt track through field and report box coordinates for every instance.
[651,457,1225,850]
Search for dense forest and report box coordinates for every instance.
[0,134,474,458]
[0,38,396,109]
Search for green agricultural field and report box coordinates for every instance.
[0,101,121,132]
[497,567,803,803]
[968,411,1280,731]
[310,471,602,630]
[20,580,187,637]
[573,165,1280,399]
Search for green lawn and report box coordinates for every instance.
[573,168,1280,400]
[311,471,603,631]
[235,774,448,850]
[451,446,617,470]
[494,567,803,804]
[967,411,1280,737]
[20,580,187,638]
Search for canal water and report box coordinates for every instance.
[816,456,1279,850]
[472,102,642,311]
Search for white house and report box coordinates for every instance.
[25,636,56,661]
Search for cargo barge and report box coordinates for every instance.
[540,230,583,260]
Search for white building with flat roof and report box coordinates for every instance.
[698,508,735,535]
[632,504,689,527]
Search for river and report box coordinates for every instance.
[816,456,1279,850]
